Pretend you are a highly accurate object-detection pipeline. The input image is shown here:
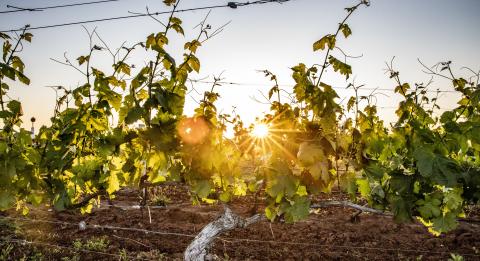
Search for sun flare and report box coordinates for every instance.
[252,123,270,138]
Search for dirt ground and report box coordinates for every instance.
[1,185,479,261]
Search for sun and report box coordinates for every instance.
[251,123,270,138]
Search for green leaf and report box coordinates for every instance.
[308,161,330,183]
[440,111,455,124]
[192,180,212,199]
[452,78,467,91]
[0,32,11,40]
[0,190,15,210]
[3,41,12,61]
[1,63,16,80]
[7,100,22,115]
[53,192,69,211]
[394,83,410,96]
[347,96,356,111]
[297,142,324,166]
[431,212,458,234]
[11,56,24,72]
[328,56,352,79]
[163,0,176,6]
[356,179,371,198]
[283,196,311,223]
[171,24,184,35]
[340,24,352,38]
[339,171,357,198]
[413,147,435,178]
[219,191,231,202]
[296,185,308,196]
[170,17,182,25]
[389,195,413,223]
[77,55,90,66]
[162,58,172,70]
[146,33,156,49]
[265,205,278,221]
[156,33,169,48]
[313,34,336,51]
[125,107,145,125]
[433,156,459,187]
[27,192,44,206]
[21,32,33,42]
[187,55,200,73]
[364,163,385,179]
[184,40,201,53]
[416,193,442,219]
[15,70,30,85]
[266,159,297,198]
[106,172,120,195]
[115,62,130,75]
[443,187,463,211]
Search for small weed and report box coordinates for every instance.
[0,218,21,235]
[65,236,109,261]
[448,253,464,261]
[61,255,80,261]
[26,248,44,261]
[14,247,44,261]
[84,236,109,252]
[0,243,14,261]
[118,248,129,261]
[149,189,172,206]
[70,236,110,259]
[136,249,167,260]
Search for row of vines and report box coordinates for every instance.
[0,0,479,238]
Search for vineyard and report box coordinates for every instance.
[1,0,480,260]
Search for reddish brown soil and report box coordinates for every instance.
[1,186,479,260]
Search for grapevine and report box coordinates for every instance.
[0,0,478,245]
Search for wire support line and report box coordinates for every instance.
[191,80,459,93]
[0,0,121,14]
[0,237,151,260]
[219,237,480,257]
[0,216,197,238]
[1,215,479,257]
[0,0,289,32]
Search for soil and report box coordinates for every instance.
[1,185,479,261]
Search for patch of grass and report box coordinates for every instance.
[118,248,128,261]
[0,243,14,261]
[73,236,110,252]
[136,249,167,260]
[448,253,464,261]
[19,248,44,261]
[0,217,21,235]
[149,189,172,206]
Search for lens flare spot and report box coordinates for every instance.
[252,123,269,138]
[178,117,209,144]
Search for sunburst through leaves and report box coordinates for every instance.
[251,123,270,138]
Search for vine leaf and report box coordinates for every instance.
[187,55,201,73]
[0,191,15,210]
[313,34,336,51]
[192,180,212,199]
[413,147,434,178]
[125,107,145,124]
[416,193,442,219]
[431,212,458,235]
[282,196,311,223]
[394,83,410,96]
[340,24,352,38]
[328,56,352,79]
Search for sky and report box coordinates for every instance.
[1,0,479,130]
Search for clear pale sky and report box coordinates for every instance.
[1,0,479,129]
